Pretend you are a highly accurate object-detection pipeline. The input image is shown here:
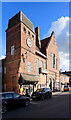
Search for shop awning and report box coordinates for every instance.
[18,73,38,84]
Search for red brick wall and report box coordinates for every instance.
[6,23,21,92]
[46,33,60,90]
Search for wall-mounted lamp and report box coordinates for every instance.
[25,52,28,58]
[22,54,25,63]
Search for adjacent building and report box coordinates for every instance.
[5,11,69,95]
[0,58,6,92]
[60,72,69,91]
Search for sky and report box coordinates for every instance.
[0,2,70,72]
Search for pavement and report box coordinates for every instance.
[52,91,70,95]
[52,91,62,95]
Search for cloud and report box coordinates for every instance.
[0,55,6,60]
[59,51,69,72]
[44,16,70,71]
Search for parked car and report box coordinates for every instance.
[31,88,52,100]
[0,92,30,114]
[64,86,69,92]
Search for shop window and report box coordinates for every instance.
[11,45,15,55]
[12,76,16,91]
[27,62,31,72]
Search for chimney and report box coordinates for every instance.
[35,27,41,48]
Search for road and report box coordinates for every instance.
[2,92,71,119]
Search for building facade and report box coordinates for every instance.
[6,11,60,95]
[0,58,6,92]
[60,72,69,91]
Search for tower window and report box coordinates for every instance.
[23,27,26,34]
[32,35,34,40]
[28,31,30,36]
[11,45,15,55]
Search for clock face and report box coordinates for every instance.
[27,38,32,48]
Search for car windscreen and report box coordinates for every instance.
[64,86,68,88]
[0,94,5,100]
[5,93,13,99]
[36,88,44,93]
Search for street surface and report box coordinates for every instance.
[2,92,71,119]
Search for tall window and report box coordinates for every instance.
[53,54,55,68]
[23,27,26,34]
[32,35,34,40]
[51,54,57,69]
[40,60,43,68]
[11,45,15,55]
[44,62,46,69]
[55,57,57,69]
[51,54,53,68]
[27,62,31,72]
[36,58,39,75]
[28,31,30,36]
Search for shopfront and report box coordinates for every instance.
[18,73,38,96]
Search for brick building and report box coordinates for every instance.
[6,11,60,95]
[60,72,69,91]
[0,58,6,92]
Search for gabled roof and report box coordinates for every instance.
[41,37,51,48]
[40,32,54,55]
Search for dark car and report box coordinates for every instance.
[64,86,69,92]
[0,92,30,114]
[31,88,52,100]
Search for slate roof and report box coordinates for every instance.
[7,11,34,32]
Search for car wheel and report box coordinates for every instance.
[2,105,7,114]
[25,100,30,106]
[49,93,52,98]
[41,95,44,100]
